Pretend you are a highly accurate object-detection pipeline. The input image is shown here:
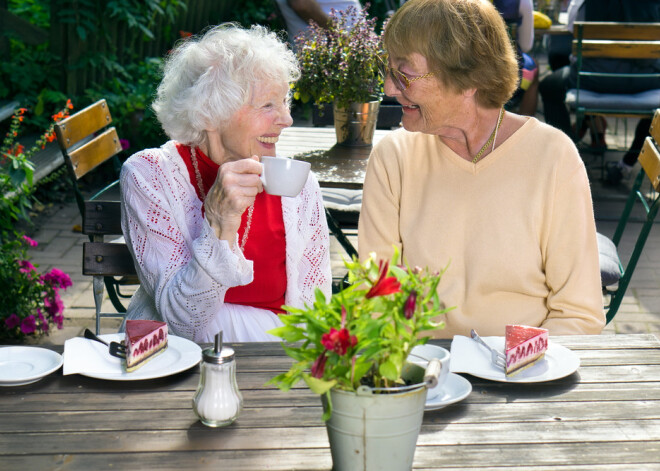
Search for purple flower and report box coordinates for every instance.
[18,260,37,275]
[22,235,38,247]
[43,268,72,289]
[44,292,64,316]
[37,309,49,332]
[119,139,130,150]
[4,314,20,329]
[52,312,64,329]
[20,315,37,334]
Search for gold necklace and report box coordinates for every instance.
[190,146,254,250]
[472,107,505,164]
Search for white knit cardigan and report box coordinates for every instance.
[120,141,332,343]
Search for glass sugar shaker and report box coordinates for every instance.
[192,331,243,427]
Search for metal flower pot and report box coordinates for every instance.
[333,100,381,147]
[322,383,427,471]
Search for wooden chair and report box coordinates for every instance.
[54,99,137,313]
[54,98,124,216]
[598,109,660,324]
[82,201,136,334]
[566,22,660,168]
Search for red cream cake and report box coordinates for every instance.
[124,320,168,372]
[505,325,548,376]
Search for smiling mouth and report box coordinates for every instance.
[257,136,279,144]
[401,104,420,110]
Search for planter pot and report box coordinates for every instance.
[322,383,427,471]
[333,100,381,147]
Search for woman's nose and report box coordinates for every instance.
[383,75,400,97]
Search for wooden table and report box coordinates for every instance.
[277,126,391,189]
[2,334,660,470]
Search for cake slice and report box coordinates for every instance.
[505,325,548,376]
[124,320,168,372]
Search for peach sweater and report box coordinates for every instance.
[358,118,605,337]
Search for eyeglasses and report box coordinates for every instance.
[377,55,434,91]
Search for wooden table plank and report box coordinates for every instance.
[1,334,659,469]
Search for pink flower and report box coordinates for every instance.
[52,312,64,329]
[20,315,37,334]
[43,268,72,289]
[37,309,49,332]
[403,290,417,319]
[119,139,130,150]
[311,353,327,378]
[44,292,64,316]
[4,314,20,329]
[366,260,401,299]
[19,260,37,275]
[321,327,357,356]
[22,235,38,247]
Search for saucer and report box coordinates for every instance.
[425,373,472,411]
[0,346,63,387]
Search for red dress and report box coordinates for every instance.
[176,143,287,314]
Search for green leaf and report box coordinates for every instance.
[379,359,399,382]
[303,374,336,395]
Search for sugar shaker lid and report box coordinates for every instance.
[202,331,235,364]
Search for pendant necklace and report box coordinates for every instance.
[472,107,505,164]
[190,146,254,250]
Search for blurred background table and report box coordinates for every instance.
[278,126,391,189]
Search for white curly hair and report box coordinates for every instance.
[152,23,300,148]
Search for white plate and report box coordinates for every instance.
[0,346,63,386]
[451,336,580,383]
[425,373,472,411]
[78,334,201,381]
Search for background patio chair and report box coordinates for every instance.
[54,98,137,314]
[598,109,660,324]
[565,22,660,173]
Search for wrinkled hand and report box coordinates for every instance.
[204,156,263,244]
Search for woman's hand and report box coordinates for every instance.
[203,131,263,245]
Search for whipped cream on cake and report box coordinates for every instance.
[124,320,168,372]
[505,325,548,376]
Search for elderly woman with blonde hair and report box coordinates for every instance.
[120,24,331,343]
[359,0,605,337]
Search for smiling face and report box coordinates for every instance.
[212,80,293,164]
[385,52,474,135]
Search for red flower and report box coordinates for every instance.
[321,327,357,356]
[366,260,401,299]
[179,30,192,38]
[311,353,327,378]
[403,290,417,319]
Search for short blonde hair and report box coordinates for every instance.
[384,0,518,108]
[153,23,300,147]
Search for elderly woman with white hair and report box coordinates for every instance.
[120,24,331,343]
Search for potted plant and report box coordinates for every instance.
[268,249,453,470]
[292,5,384,146]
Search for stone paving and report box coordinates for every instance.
[24,117,660,344]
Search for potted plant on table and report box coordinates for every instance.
[268,249,453,470]
[293,5,383,146]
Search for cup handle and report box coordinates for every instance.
[424,358,442,389]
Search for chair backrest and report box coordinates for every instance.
[82,200,136,333]
[604,109,660,323]
[571,22,660,117]
[54,99,123,216]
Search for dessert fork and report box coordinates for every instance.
[470,329,506,370]
[83,328,126,359]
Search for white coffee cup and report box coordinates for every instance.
[408,345,451,400]
[260,156,311,197]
